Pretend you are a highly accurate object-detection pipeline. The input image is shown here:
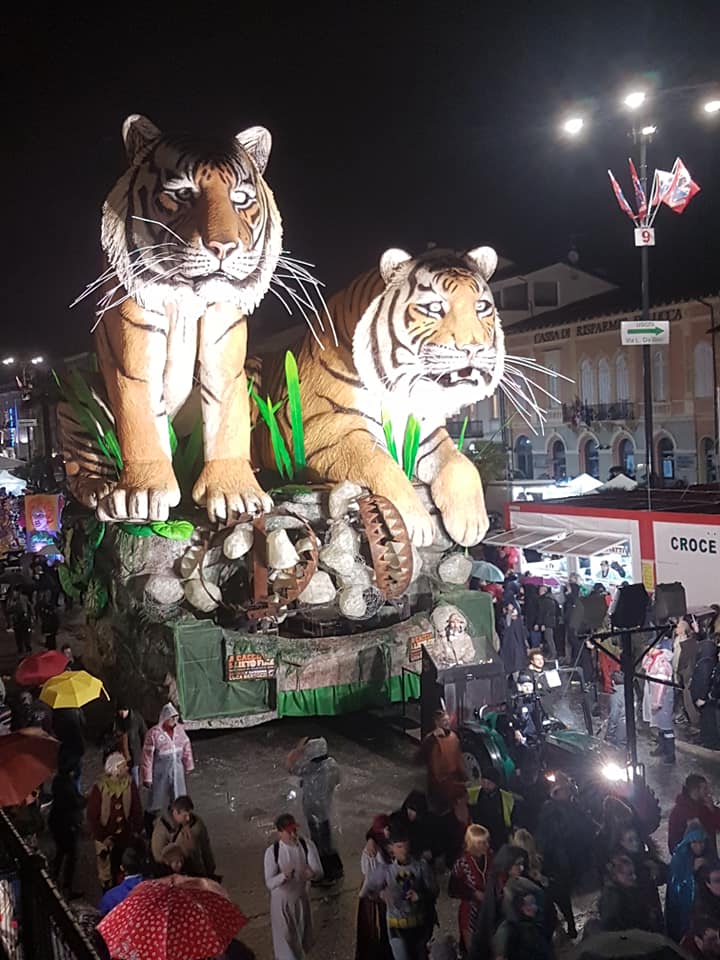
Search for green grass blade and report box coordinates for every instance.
[456,415,469,451]
[251,389,293,479]
[381,409,399,463]
[402,415,422,479]
[284,350,306,471]
[168,421,178,456]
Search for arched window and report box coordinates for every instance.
[598,358,611,408]
[616,353,630,401]
[653,350,667,401]
[580,359,595,403]
[618,438,635,476]
[695,342,713,398]
[658,436,675,480]
[582,437,600,478]
[701,436,716,483]
[551,439,566,480]
[515,436,534,479]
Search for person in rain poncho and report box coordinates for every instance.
[666,822,709,941]
[287,736,343,882]
[642,642,676,764]
[141,703,194,824]
[264,813,323,960]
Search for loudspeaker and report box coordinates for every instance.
[578,593,608,633]
[612,583,650,629]
[654,582,687,622]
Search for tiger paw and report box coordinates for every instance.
[192,458,272,523]
[97,460,181,522]
[387,490,435,548]
[432,459,489,547]
[68,474,117,511]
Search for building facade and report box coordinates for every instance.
[497,294,719,485]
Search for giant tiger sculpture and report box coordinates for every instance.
[61,115,281,523]
[254,246,505,547]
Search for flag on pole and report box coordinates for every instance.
[661,157,701,214]
[628,158,647,222]
[608,169,636,222]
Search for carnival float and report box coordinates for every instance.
[55,114,530,728]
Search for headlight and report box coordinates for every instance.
[601,762,628,783]
[545,771,557,783]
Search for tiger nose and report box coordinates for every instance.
[207,240,239,261]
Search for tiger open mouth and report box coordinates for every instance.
[437,367,493,387]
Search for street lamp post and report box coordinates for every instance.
[636,129,656,483]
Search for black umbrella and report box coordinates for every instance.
[576,930,691,960]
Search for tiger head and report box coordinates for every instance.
[353,247,504,420]
[101,115,282,315]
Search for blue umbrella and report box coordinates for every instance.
[471,560,504,583]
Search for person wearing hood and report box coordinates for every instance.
[87,752,143,890]
[691,635,720,749]
[470,844,528,960]
[418,709,467,815]
[141,703,194,830]
[390,791,441,864]
[287,736,343,883]
[53,705,86,786]
[669,776,720,856]
[109,702,148,785]
[666,822,709,941]
[356,815,393,960]
[499,606,528,681]
[641,642,676,764]
[492,877,555,960]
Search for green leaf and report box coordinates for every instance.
[456,415,469,451]
[381,409,399,463]
[58,564,82,601]
[284,350,306,471]
[118,523,155,537]
[85,577,109,619]
[173,419,204,493]
[168,421,178,456]
[149,520,194,540]
[401,415,422,480]
[250,388,293,480]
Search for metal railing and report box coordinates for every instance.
[562,401,635,425]
[0,812,102,960]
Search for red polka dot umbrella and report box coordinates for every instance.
[97,877,247,960]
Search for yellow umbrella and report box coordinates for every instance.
[39,670,108,709]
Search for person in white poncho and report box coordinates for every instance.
[264,813,323,960]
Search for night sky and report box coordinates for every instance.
[2,1,718,359]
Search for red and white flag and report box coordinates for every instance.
[628,159,647,222]
[607,169,636,222]
[661,157,701,214]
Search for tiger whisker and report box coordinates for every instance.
[276,258,337,345]
[502,376,547,431]
[131,216,189,247]
[270,278,324,350]
[267,284,295,317]
[503,364,562,406]
[503,355,574,383]
[498,383,541,436]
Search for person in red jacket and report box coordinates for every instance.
[668,774,720,855]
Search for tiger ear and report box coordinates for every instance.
[466,246,498,281]
[379,248,413,285]
[122,115,162,165]
[236,126,272,174]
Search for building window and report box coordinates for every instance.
[618,438,635,476]
[616,352,630,401]
[502,283,528,311]
[515,435,534,479]
[598,357,611,407]
[658,436,675,479]
[580,359,595,403]
[653,349,667,401]
[582,437,600,478]
[551,439,566,479]
[701,436,716,483]
[695,342,713,398]
[544,349,562,405]
[533,281,559,308]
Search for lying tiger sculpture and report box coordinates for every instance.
[61,114,281,523]
[255,246,504,546]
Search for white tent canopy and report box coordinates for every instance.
[0,470,26,495]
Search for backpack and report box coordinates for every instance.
[274,837,308,866]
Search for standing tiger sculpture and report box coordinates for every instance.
[62,115,281,523]
[255,246,505,547]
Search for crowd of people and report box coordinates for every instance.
[349,708,720,960]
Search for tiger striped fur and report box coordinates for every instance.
[253,247,504,546]
[62,115,282,524]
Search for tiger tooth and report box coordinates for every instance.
[449,371,460,384]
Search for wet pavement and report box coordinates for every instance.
[4,612,720,958]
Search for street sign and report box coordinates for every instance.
[634,227,655,247]
[621,319,669,346]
